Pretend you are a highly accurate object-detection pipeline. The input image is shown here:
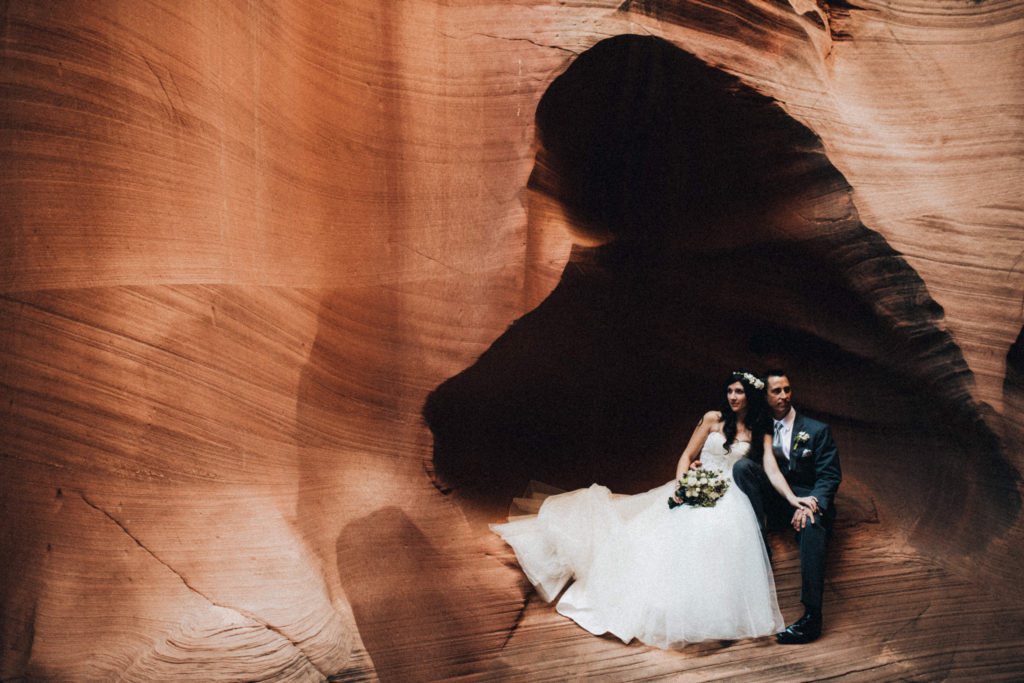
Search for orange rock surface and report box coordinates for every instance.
[2,1,1022,680]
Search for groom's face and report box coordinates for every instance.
[766,375,792,420]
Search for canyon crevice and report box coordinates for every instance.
[2,1,1022,680]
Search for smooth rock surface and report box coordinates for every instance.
[2,1,1022,680]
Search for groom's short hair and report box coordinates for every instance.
[764,368,788,382]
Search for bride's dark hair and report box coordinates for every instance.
[719,370,771,458]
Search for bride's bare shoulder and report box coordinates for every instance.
[701,410,724,427]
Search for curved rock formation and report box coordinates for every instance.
[2,0,1022,680]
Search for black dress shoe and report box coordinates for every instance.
[776,611,822,644]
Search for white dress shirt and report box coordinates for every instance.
[774,407,796,460]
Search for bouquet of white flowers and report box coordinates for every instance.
[668,467,729,509]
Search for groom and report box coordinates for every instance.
[733,370,842,644]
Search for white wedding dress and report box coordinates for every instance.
[491,431,783,648]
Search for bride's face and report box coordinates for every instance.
[726,381,747,414]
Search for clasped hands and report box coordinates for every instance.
[791,496,819,530]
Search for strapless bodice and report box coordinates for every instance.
[699,431,751,472]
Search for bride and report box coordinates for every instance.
[491,371,818,648]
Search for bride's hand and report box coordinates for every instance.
[793,496,818,513]
[688,459,702,470]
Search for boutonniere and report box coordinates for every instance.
[794,431,811,446]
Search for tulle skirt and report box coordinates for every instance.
[491,480,783,648]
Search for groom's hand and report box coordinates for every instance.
[791,506,816,530]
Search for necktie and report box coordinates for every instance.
[773,421,786,461]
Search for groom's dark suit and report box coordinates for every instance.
[734,410,841,614]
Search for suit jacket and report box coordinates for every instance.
[778,412,842,513]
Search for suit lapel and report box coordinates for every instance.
[790,412,803,454]
[787,412,806,472]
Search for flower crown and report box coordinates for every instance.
[732,371,764,390]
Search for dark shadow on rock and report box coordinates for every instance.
[423,34,1019,579]
[335,507,489,682]
[1001,326,1024,528]
[1003,325,1024,443]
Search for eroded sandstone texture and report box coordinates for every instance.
[3,1,1023,680]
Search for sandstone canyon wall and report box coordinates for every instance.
[2,1,1023,680]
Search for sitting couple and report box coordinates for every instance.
[491,369,842,647]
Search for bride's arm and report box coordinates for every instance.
[674,411,719,480]
[761,433,818,514]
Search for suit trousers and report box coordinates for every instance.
[732,457,834,613]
